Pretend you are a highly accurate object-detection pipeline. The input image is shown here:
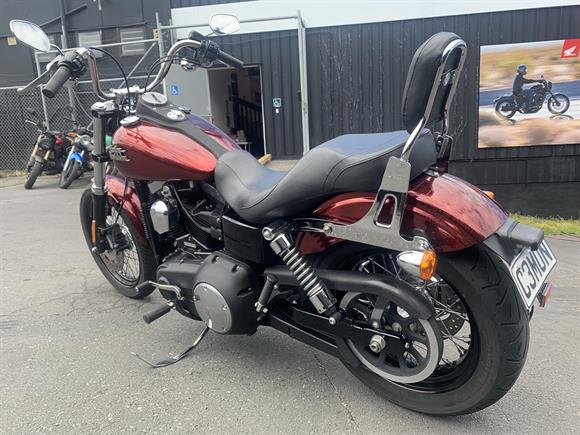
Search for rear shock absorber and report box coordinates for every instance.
[263,222,337,316]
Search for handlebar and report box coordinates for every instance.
[43,65,72,98]
[39,37,243,100]
[215,49,244,69]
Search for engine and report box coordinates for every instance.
[157,251,259,335]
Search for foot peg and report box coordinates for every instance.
[132,326,210,368]
[143,304,172,324]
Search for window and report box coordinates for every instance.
[77,31,102,57]
[38,34,60,63]
[120,27,145,56]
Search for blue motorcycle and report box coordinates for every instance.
[59,129,93,189]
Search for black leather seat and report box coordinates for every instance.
[215,129,436,224]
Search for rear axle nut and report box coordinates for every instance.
[369,334,387,354]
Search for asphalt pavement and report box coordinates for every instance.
[1,175,579,434]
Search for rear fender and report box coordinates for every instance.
[297,173,508,254]
[105,175,146,243]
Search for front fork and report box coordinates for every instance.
[90,101,117,253]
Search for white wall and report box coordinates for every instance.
[171,0,579,37]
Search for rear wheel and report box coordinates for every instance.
[318,243,529,415]
[79,188,156,298]
[24,161,44,189]
[494,98,516,119]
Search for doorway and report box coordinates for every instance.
[208,66,265,157]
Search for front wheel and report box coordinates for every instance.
[79,188,157,298]
[59,161,82,189]
[547,93,570,114]
[319,243,529,415]
[24,160,44,189]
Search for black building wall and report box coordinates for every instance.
[303,5,580,216]
[0,0,171,86]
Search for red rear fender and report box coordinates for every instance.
[297,173,508,254]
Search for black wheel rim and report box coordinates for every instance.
[345,250,479,392]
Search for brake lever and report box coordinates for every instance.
[17,69,51,93]
[17,55,63,93]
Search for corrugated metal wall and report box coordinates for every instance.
[214,30,303,157]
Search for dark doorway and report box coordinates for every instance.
[208,66,265,157]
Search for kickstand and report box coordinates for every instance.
[132,326,210,368]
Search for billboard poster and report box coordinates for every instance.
[478,38,580,148]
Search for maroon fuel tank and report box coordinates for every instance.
[111,114,239,181]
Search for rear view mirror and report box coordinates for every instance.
[9,20,51,52]
[209,14,240,36]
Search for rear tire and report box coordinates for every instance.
[319,243,529,415]
[494,98,516,119]
[59,161,81,189]
[79,188,157,299]
[24,161,44,189]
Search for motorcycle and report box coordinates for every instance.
[494,74,570,119]
[22,107,73,189]
[59,127,94,189]
[11,17,557,415]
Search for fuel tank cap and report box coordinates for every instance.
[141,92,168,106]
[120,115,140,127]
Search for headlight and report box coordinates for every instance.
[78,135,92,147]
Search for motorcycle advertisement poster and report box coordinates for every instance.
[478,38,580,148]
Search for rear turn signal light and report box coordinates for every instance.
[420,249,438,280]
[396,249,438,281]
[483,190,495,200]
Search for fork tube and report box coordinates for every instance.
[90,101,114,251]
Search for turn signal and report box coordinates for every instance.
[396,249,438,281]
[419,249,438,280]
[483,190,495,200]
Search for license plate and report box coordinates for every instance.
[509,240,556,310]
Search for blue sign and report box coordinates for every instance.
[170,84,179,96]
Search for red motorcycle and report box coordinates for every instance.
[12,16,556,415]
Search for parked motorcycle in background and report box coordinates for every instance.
[59,128,93,189]
[23,107,72,189]
[494,74,570,119]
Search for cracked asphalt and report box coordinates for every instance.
[1,175,579,434]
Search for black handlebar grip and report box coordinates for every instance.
[43,65,72,98]
[216,50,244,69]
[143,304,171,324]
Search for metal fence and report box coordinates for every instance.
[0,33,165,171]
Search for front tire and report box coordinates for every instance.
[320,243,529,415]
[59,161,81,189]
[24,160,44,189]
[79,188,157,299]
[547,93,570,115]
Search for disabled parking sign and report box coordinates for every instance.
[170,84,179,95]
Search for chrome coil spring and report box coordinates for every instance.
[268,231,336,314]
[281,247,326,297]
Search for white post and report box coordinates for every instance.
[297,10,310,155]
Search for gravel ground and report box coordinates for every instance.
[0,175,579,434]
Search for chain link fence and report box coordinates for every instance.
[0,80,136,170]
[0,35,165,171]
